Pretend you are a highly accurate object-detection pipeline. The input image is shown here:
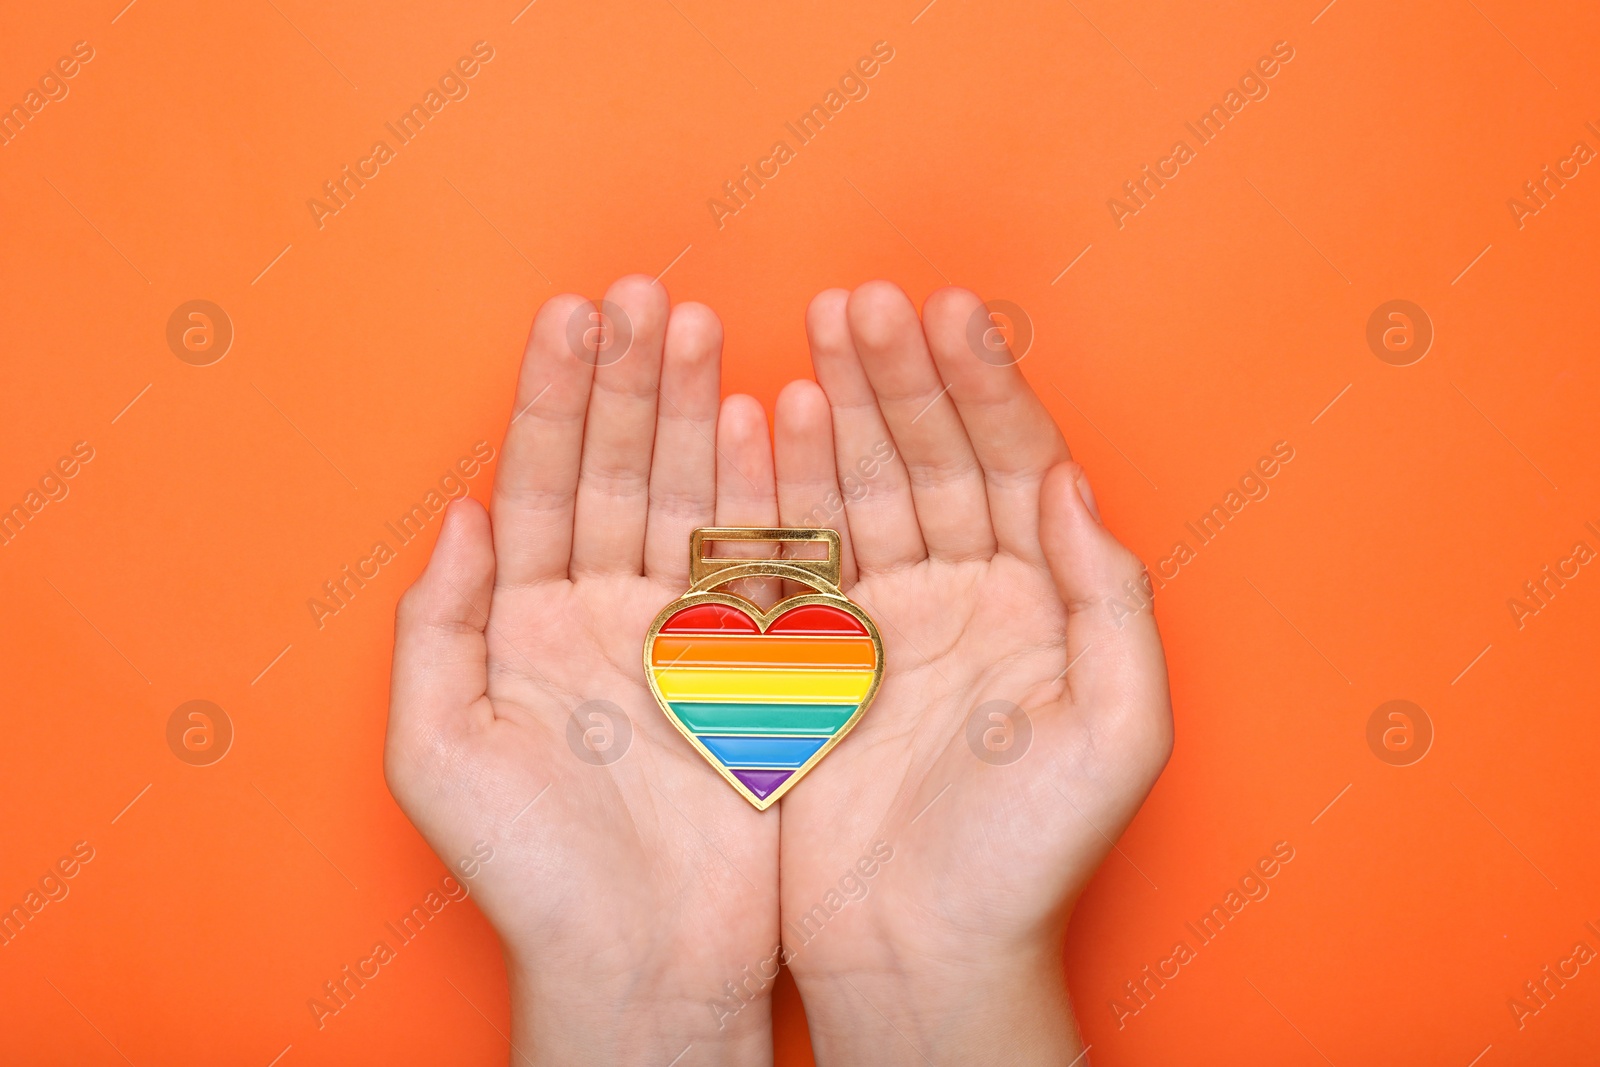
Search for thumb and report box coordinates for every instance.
[388,498,496,773]
[1038,462,1169,728]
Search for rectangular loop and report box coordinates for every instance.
[690,527,841,587]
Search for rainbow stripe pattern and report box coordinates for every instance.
[646,600,880,806]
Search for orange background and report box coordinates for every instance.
[3,0,1598,1063]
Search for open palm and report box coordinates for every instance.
[386,278,1173,1065]
[771,284,1173,1064]
[385,277,783,1065]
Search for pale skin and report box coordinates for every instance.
[386,277,1173,1064]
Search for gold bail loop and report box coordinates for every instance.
[689,527,842,588]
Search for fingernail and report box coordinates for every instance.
[1074,467,1101,522]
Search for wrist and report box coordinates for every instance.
[791,943,1081,1066]
[506,950,774,1066]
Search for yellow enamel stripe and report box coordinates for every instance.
[651,667,875,703]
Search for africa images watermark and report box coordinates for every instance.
[0,40,96,149]
[306,441,496,630]
[1505,120,1600,230]
[1102,440,1298,627]
[1106,40,1296,229]
[796,439,897,530]
[305,41,497,230]
[706,41,897,230]
[1151,440,1296,586]
[0,840,97,950]
[1109,839,1297,1028]
[1505,519,1599,631]
[306,849,493,1030]
[1508,919,1600,1032]
[708,839,895,1030]
[0,440,96,549]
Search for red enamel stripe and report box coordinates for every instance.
[659,602,867,636]
[767,605,867,636]
[659,603,759,634]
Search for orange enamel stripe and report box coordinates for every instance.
[651,634,876,669]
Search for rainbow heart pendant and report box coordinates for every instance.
[644,528,883,810]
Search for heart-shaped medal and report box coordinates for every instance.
[643,528,883,810]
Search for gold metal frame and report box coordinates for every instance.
[643,528,883,810]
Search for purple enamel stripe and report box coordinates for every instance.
[730,768,793,800]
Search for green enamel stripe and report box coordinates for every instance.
[668,701,858,735]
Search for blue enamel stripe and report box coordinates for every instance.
[670,702,857,735]
[697,734,831,769]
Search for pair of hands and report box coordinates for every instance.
[385,276,1173,1065]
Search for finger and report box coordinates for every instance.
[389,499,496,762]
[922,288,1071,564]
[570,275,669,576]
[491,293,596,587]
[1039,462,1169,744]
[774,379,858,588]
[644,303,722,584]
[714,395,780,608]
[805,288,924,573]
[847,281,995,561]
